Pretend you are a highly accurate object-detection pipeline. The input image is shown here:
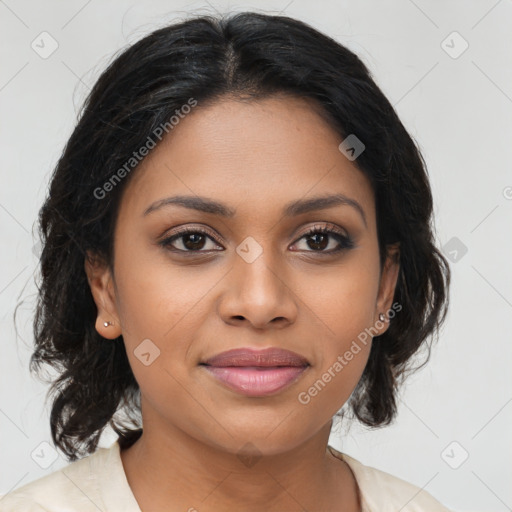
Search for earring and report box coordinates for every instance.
[378,313,386,322]
[103,321,113,327]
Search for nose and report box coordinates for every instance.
[217,249,298,330]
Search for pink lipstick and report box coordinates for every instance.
[201,347,309,397]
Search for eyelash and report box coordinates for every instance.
[159,223,355,256]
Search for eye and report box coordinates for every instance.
[160,226,223,253]
[159,223,355,255]
[291,223,355,254]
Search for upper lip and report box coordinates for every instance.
[202,347,309,367]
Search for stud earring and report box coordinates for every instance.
[378,313,386,322]
[103,321,113,327]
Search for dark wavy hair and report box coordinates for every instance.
[24,11,450,462]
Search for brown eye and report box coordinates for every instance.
[292,225,355,253]
[159,224,355,255]
[160,228,223,253]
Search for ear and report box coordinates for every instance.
[84,250,122,339]
[374,242,400,334]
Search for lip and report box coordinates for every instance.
[203,347,309,367]
[200,347,310,397]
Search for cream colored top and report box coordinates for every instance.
[0,440,452,511]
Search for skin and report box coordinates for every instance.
[85,94,400,511]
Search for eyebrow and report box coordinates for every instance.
[143,193,367,227]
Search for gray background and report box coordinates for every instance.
[1,1,511,510]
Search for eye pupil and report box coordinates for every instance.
[307,233,329,251]
[184,233,205,250]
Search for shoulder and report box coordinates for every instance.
[0,440,139,512]
[0,450,101,511]
[328,446,453,512]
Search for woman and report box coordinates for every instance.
[1,11,451,511]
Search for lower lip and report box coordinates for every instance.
[202,365,308,397]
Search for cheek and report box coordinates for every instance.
[112,252,233,412]
[296,278,374,419]
[113,241,219,344]
[293,259,377,411]
[296,348,370,426]
[305,258,380,347]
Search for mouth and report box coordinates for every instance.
[199,347,310,397]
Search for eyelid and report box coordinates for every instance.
[294,222,348,240]
[160,221,354,254]
[162,222,348,244]
[158,226,223,255]
[161,224,223,243]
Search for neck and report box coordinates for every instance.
[120,421,360,511]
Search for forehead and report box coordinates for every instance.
[118,95,375,225]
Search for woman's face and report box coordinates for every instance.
[86,95,399,456]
